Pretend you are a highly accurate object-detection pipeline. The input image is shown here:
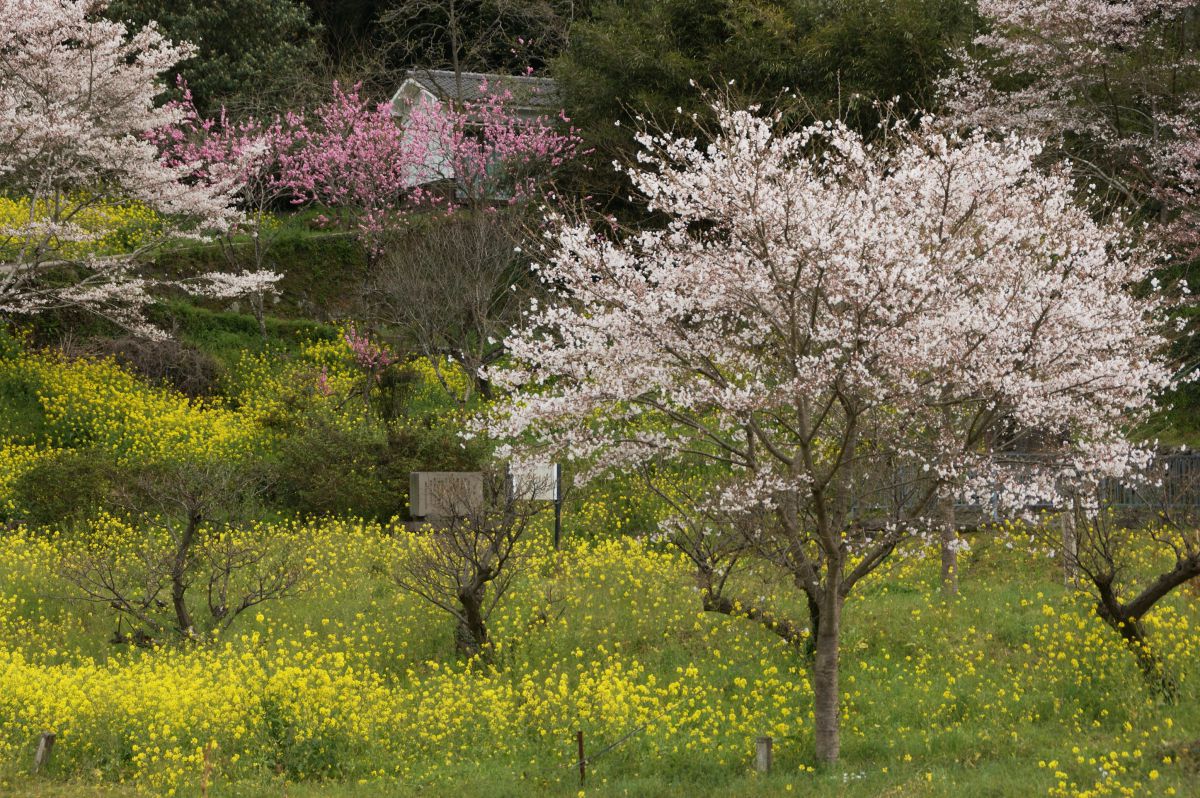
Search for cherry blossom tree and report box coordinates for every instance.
[0,0,245,336]
[479,104,1176,764]
[941,0,1200,254]
[399,78,584,210]
[942,0,1200,634]
[275,82,420,260]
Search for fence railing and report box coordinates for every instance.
[1098,452,1200,509]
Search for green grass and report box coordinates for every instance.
[0,521,1196,797]
[148,300,339,369]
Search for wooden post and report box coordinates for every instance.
[32,732,55,774]
[755,735,773,774]
[576,729,585,785]
[939,490,958,596]
[1061,494,1079,585]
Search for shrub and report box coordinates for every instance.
[268,412,399,520]
[85,336,224,398]
[9,447,125,527]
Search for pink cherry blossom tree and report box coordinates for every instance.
[399,78,584,209]
[479,104,1176,764]
[275,82,421,260]
[0,0,245,336]
[275,79,581,260]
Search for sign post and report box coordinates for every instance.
[553,462,563,550]
[408,472,485,523]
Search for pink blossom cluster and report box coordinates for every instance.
[275,82,424,254]
[399,79,585,209]
[343,324,394,371]
[152,79,582,258]
[145,80,292,219]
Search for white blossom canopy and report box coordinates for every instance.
[481,105,1177,539]
[0,0,245,334]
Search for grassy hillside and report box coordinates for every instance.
[0,339,1197,797]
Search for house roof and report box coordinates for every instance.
[392,69,560,114]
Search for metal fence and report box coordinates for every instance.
[942,452,1200,524]
[1099,452,1200,509]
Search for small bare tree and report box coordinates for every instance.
[369,210,533,402]
[60,458,306,643]
[389,470,547,657]
[1037,454,1200,697]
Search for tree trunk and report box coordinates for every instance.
[1094,580,1180,702]
[804,588,821,662]
[170,513,200,637]
[1109,612,1179,701]
[811,582,843,765]
[476,374,493,401]
[253,298,267,339]
[456,584,489,657]
[940,492,958,596]
[1060,513,1080,583]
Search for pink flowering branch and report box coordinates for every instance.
[343,323,395,372]
[401,78,585,209]
[275,79,582,258]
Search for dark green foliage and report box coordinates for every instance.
[801,0,977,114]
[105,0,325,114]
[9,448,125,526]
[554,0,974,210]
[266,412,399,520]
[303,0,391,61]
[384,413,487,480]
[556,0,811,179]
[378,0,591,75]
[257,354,485,522]
[0,333,48,444]
[367,363,422,423]
[263,403,489,522]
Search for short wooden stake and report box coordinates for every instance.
[32,732,55,774]
[576,729,585,785]
[755,735,773,774]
